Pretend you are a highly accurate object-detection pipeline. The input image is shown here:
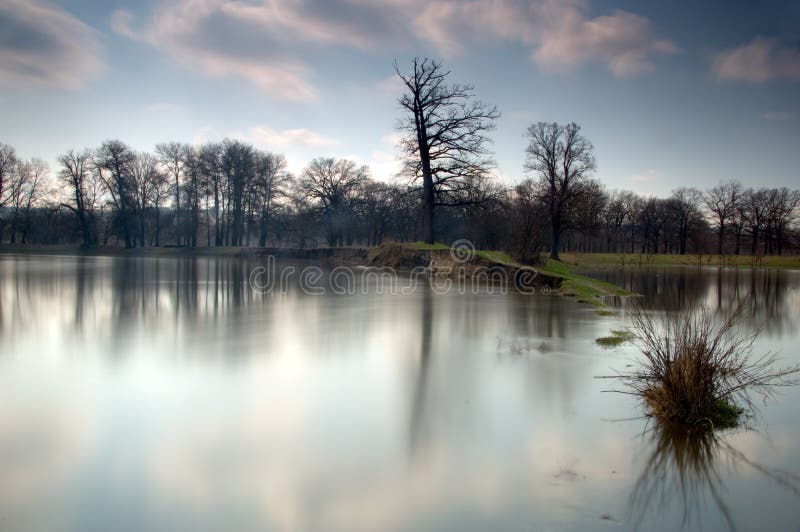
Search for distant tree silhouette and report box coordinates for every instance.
[1,134,797,260]
[298,157,369,247]
[59,149,100,247]
[97,140,136,248]
[705,181,742,256]
[156,142,188,245]
[254,152,290,247]
[524,122,596,260]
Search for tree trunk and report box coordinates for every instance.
[549,214,561,260]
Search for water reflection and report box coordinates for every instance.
[408,286,433,457]
[629,423,800,531]
[586,266,800,336]
[1,255,799,531]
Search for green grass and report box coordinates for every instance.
[595,329,636,348]
[401,245,633,309]
[473,249,520,266]
[710,399,745,429]
[408,242,450,251]
[540,259,635,307]
[560,252,800,270]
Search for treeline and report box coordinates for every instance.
[549,183,799,257]
[0,139,798,260]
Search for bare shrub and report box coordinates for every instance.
[616,303,800,429]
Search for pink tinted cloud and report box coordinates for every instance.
[713,37,800,83]
[110,0,675,100]
[0,0,103,89]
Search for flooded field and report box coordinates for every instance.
[1,255,799,531]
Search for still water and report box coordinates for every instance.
[1,255,799,531]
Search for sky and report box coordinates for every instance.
[0,0,798,196]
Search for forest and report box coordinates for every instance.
[0,59,797,262]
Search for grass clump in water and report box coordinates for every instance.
[613,304,800,430]
[596,329,636,348]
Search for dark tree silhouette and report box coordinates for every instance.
[524,122,596,260]
[669,187,704,255]
[156,142,188,245]
[298,157,368,247]
[59,149,99,247]
[395,57,499,244]
[705,181,742,256]
[97,140,136,249]
[254,152,290,247]
[0,143,17,210]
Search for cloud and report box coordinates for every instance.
[112,0,674,100]
[532,7,678,75]
[111,3,319,101]
[0,0,103,88]
[240,127,337,149]
[713,37,800,83]
[109,9,139,41]
[231,126,338,174]
[413,0,677,76]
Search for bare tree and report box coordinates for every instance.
[6,158,48,243]
[182,146,203,247]
[253,152,290,247]
[764,187,799,255]
[507,180,549,263]
[603,191,639,253]
[743,188,769,255]
[199,142,223,246]
[524,122,596,260]
[0,143,17,207]
[97,140,136,248]
[395,57,499,244]
[670,187,704,255]
[59,149,101,247]
[298,157,369,246]
[705,181,742,255]
[131,152,169,246]
[156,142,188,245]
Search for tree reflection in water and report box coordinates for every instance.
[628,423,800,531]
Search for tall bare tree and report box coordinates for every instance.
[156,142,188,245]
[254,152,290,247]
[59,149,101,247]
[97,140,136,248]
[524,122,596,260]
[705,181,742,255]
[0,143,17,208]
[670,187,704,255]
[395,58,499,244]
[6,158,48,243]
[199,142,224,246]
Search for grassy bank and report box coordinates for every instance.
[540,259,635,307]
[408,242,634,307]
[559,252,800,270]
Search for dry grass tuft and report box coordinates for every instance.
[614,303,800,429]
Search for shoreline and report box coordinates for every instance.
[0,243,635,309]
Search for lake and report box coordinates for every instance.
[1,255,799,531]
